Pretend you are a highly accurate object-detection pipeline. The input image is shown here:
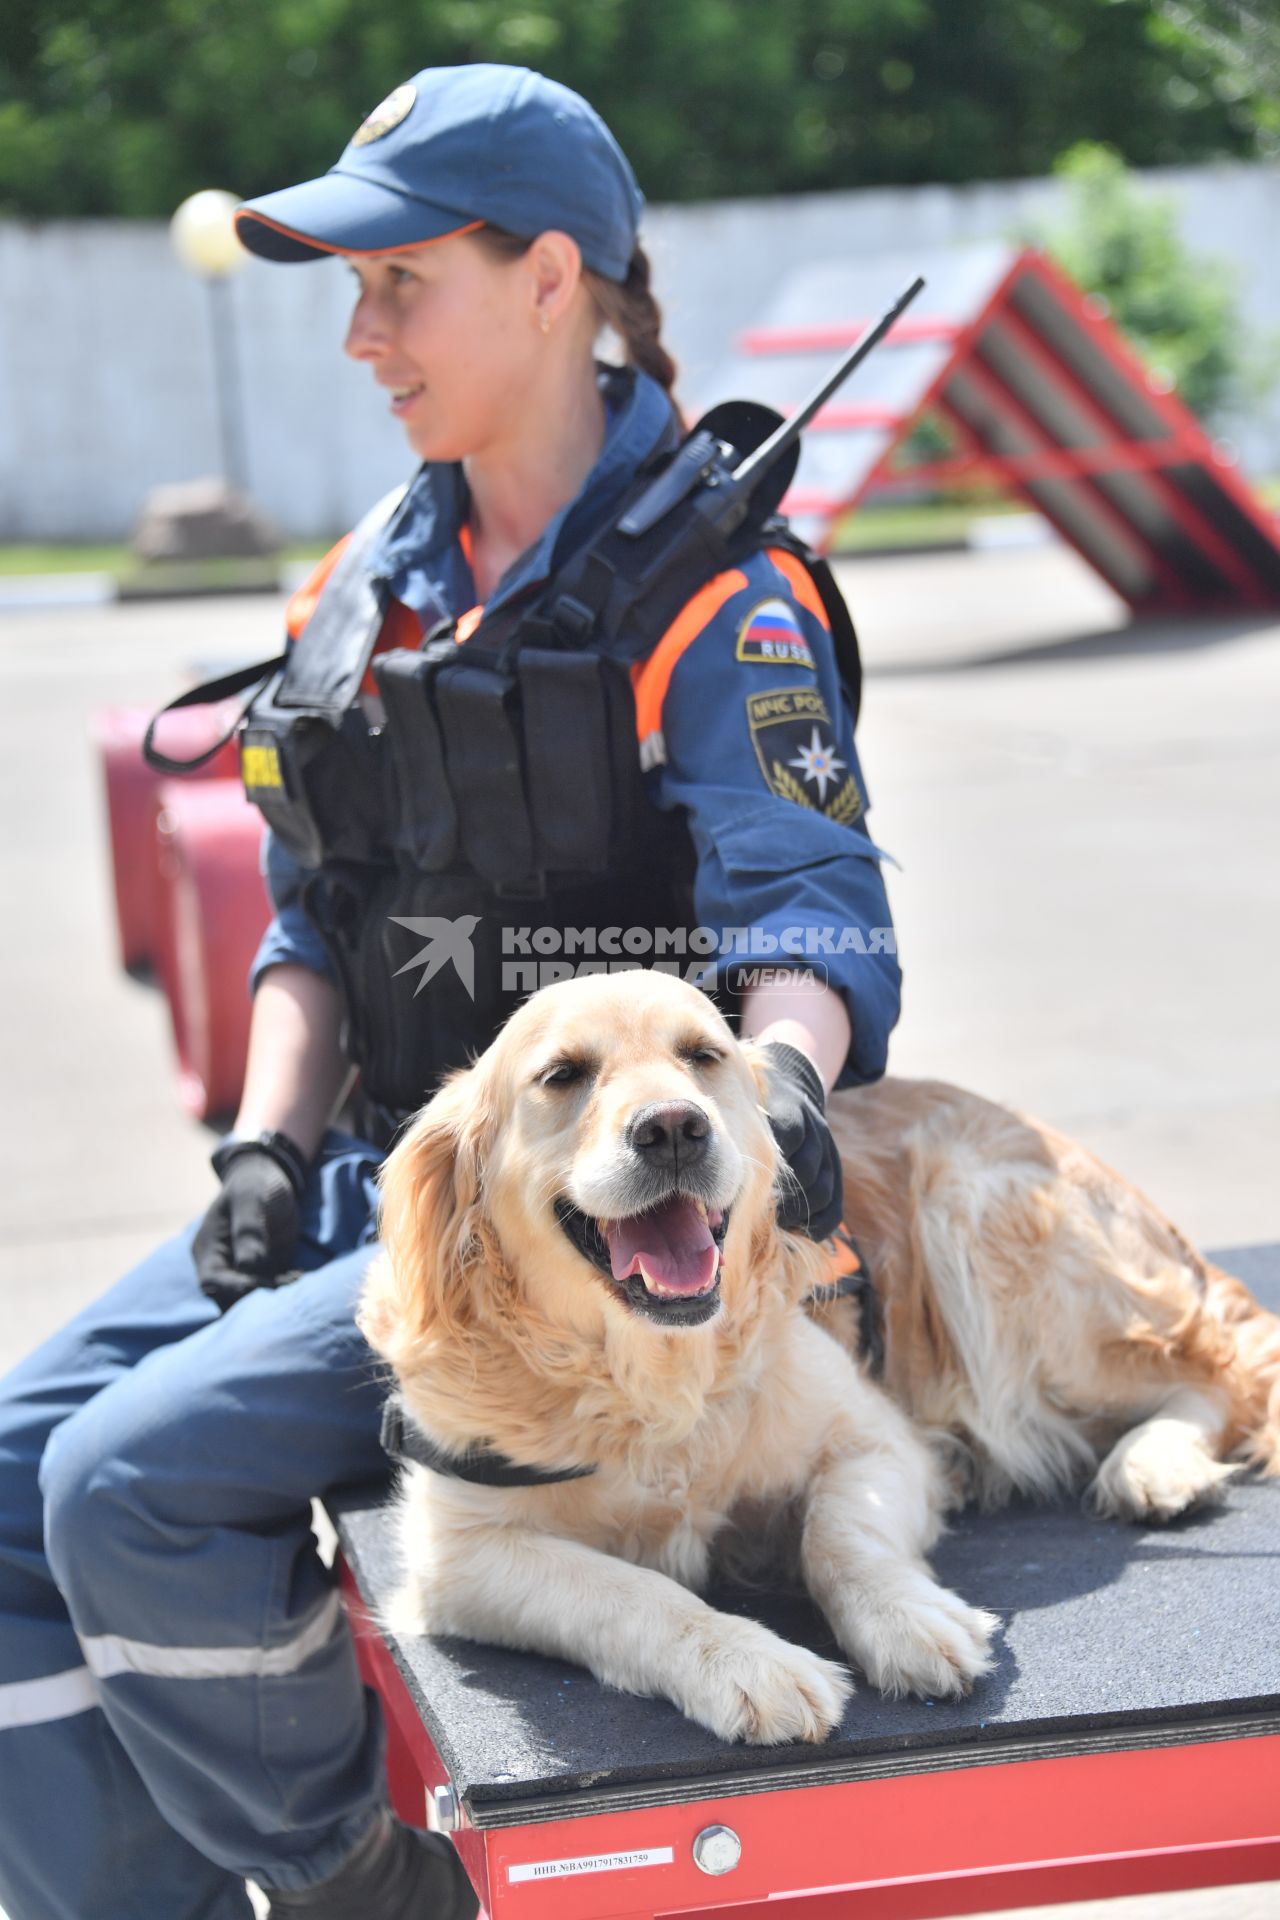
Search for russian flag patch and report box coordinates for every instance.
[735,597,815,670]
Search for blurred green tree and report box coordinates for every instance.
[1042,140,1255,424]
[1,0,1277,218]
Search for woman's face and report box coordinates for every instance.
[342,232,546,461]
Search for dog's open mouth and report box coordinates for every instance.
[555,1195,729,1327]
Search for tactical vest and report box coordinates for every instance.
[146,406,862,1149]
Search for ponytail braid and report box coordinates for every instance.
[587,244,680,407]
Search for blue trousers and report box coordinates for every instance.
[0,1134,393,1920]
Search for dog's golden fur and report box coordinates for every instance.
[359,971,1280,1744]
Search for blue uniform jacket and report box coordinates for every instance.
[253,367,901,1086]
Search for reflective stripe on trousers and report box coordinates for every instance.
[0,1132,391,1920]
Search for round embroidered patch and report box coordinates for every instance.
[351,83,417,147]
[745,687,864,822]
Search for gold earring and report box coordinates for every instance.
[538,312,551,336]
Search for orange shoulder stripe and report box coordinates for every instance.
[285,535,352,640]
[765,546,830,630]
[631,568,749,741]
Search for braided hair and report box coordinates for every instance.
[585,245,679,403]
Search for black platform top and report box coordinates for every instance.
[333,1244,1280,1826]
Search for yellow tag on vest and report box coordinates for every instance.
[242,742,283,791]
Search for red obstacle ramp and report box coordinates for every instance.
[715,243,1280,612]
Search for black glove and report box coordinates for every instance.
[193,1132,309,1313]
[759,1041,844,1241]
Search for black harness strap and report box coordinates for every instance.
[380,1402,597,1489]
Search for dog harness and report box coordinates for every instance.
[807,1223,886,1377]
[379,1401,596,1487]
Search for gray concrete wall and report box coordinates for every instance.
[2,158,1277,543]
[0,222,407,543]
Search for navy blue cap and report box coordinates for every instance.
[235,64,643,281]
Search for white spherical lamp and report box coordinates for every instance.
[169,190,248,279]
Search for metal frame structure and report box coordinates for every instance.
[736,247,1280,612]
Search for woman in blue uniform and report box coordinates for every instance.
[0,65,899,1920]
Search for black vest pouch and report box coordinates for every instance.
[304,707,388,866]
[232,483,409,870]
[240,684,387,871]
[371,648,459,871]
[433,662,539,890]
[518,650,634,874]
[239,696,329,870]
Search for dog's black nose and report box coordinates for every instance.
[626,1101,710,1169]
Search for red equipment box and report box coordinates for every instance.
[92,704,242,973]
[152,779,269,1120]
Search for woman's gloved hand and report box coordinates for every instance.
[192,1132,310,1312]
[758,1041,844,1241]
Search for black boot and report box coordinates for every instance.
[264,1811,479,1918]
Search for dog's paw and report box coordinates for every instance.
[680,1615,853,1745]
[840,1572,997,1700]
[1090,1422,1240,1523]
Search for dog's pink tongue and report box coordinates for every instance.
[605,1196,718,1296]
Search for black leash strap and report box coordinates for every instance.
[380,1402,596,1489]
[142,654,289,773]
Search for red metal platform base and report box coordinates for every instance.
[341,1566,1280,1920]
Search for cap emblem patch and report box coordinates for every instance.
[351,83,417,147]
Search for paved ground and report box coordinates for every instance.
[1,542,1276,1917]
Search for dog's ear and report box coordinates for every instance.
[359,1064,495,1367]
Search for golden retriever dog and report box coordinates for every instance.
[358,971,1280,1745]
